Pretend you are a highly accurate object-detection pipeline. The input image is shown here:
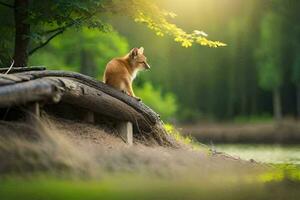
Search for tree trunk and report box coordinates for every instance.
[273,87,282,122]
[240,90,247,116]
[13,0,30,67]
[80,49,97,77]
[297,84,300,119]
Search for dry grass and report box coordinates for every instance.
[0,118,94,176]
[1,116,300,200]
[0,115,264,178]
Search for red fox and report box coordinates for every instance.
[103,47,150,100]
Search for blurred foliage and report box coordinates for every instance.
[30,28,129,78]
[233,114,273,124]
[292,47,300,85]
[256,11,283,91]
[111,0,300,121]
[135,82,178,120]
[2,0,300,122]
[260,164,300,182]
[177,108,204,124]
[1,166,300,200]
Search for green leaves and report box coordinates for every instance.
[134,11,226,48]
[135,82,178,120]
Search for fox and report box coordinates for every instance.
[103,47,150,101]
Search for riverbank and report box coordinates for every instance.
[179,119,300,144]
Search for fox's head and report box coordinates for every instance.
[128,47,151,70]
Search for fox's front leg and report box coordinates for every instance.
[124,80,141,101]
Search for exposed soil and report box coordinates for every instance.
[0,115,265,177]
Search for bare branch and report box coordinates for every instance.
[5,60,14,74]
[29,30,64,56]
[29,15,97,55]
[43,26,67,34]
[0,1,14,9]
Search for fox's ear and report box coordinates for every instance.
[138,47,144,54]
[129,48,139,59]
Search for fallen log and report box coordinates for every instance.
[56,77,152,130]
[22,70,160,124]
[0,66,46,74]
[0,78,63,107]
[0,70,175,146]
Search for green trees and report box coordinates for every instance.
[292,48,300,118]
[30,28,129,78]
[114,0,300,122]
[2,0,300,122]
[29,28,180,120]
[285,0,300,118]
[0,0,223,67]
[256,11,284,121]
[135,83,177,120]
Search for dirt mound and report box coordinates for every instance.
[0,115,264,177]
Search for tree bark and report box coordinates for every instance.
[13,0,30,67]
[10,70,161,124]
[273,87,282,122]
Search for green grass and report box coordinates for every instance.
[1,167,300,200]
[217,144,300,164]
[165,123,208,151]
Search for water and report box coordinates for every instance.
[216,144,300,164]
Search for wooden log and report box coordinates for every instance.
[57,78,151,131]
[0,74,23,82]
[26,102,41,121]
[117,122,133,145]
[0,76,151,132]
[0,71,174,145]
[0,79,15,86]
[0,74,33,86]
[22,70,160,124]
[0,78,64,108]
[0,66,46,74]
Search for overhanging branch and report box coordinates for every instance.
[29,15,97,56]
[29,29,64,56]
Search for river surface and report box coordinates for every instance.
[216,144,300,164]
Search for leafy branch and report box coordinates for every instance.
[29,29,64,56]
[29,17,91,56]
[134,11,226,48]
